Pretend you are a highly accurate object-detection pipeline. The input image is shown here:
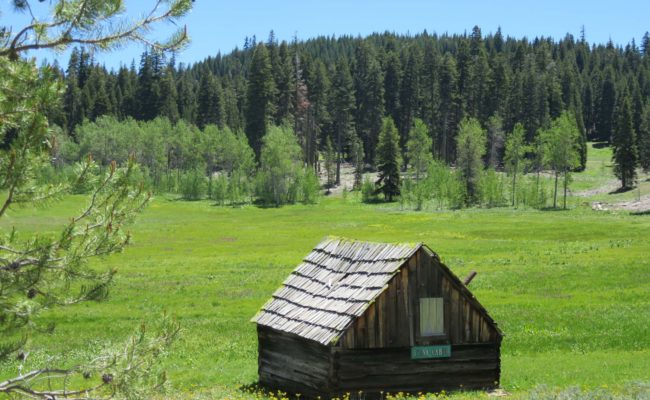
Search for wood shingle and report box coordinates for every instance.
[252,237,420,345]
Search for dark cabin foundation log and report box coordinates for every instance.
[258,327,501,400]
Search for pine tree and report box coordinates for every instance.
[63,48,83,132]
[493,27,504,53]
[597,68,617,142]
[177,71,198,123]
[505,69,523,132]
[456,39,471,115]
[42,60,67,128]
[486,114,505,168]
[136,50,161,121]
[631,85,645,138]
[398,46,421,158]
[222,76,245,133]
[639,104,650,173]
[521,57,549,141]
[116,65,137,120]
[642,31,650,56]
[293,49,315,168]
[488,53,510,119]
[274,41,295,125]
[420,41,439,148]
[196,72,225,129]
[547,72,565,120]
[87,66,112,120]
[612,93,639,189]
[436,54,460,163]
[559,59,588,170]
[330,58,356,185]
[196,72,213,129]
[353,43,384,164]
[375,117,401,201]
[304,58,330,161]
[583,81,596,137]
[159,64,180,123]
[383,51,402,130]
[77,48,92,88]
[245,43,276,159]
[467,26,492,121]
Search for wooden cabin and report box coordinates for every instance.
[251,238,502,398]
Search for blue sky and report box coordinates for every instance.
[4,0,650,70]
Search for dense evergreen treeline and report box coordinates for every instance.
[47,26,650,182]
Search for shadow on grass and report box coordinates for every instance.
[591,142,610,149]
[631,209,650,216]
[609,186,634,194]
[161,194,202,202]
[209,201,248,208]
[251,199,287,209]
[540,206,571,212]
[361,198,386,204]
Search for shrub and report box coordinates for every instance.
[256,126,302,206]
[400,177,433,211]
[480,168,507,208]
[180,168,207,200]
[211,173,228,205]
[519,175,550,209]
[227,169,252,206]
[301,169,321,204]
[445,170,467,209]
[361,175,378,203]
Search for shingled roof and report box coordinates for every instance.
[252,238,421,345]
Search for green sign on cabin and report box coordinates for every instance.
[411,345,452,359]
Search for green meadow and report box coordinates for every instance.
[1,146,649,398]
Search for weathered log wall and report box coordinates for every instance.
[338,248,501,349]
[257,326,331,398]
[331,343,501,398]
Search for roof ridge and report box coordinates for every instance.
[320,235,422,249]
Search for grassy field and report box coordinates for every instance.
[570,143,650,204]
[1,145,649,399]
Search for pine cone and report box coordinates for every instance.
[102,373,114,384]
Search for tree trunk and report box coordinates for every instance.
[553,171,558,209]
[208,172,213,198]
[336,127,341,186]
[563,171,568,209]
[511,167,517,207]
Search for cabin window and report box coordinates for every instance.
[419,297,444,336]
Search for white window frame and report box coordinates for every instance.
[419,297,445,336]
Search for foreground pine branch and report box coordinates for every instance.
[0,316,181,399]
[1,0,192,60]
[1,1,193,397]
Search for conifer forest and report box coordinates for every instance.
[40,27,650,206]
